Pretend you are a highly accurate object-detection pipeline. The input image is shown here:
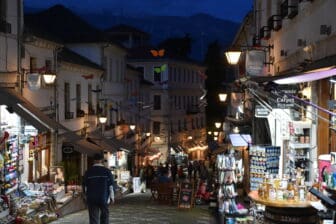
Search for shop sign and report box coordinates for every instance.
[62,145,74,154]
[178,182,194,209]
[245,50,265,76]
[270,88,297,109]
[255,105,270,118]
[119,170,130,182]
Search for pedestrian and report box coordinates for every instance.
[82,153,116,224]
[187,161,193,179]
[171,162,178,182]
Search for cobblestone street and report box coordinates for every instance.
[51,191,218,224]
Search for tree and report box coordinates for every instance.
[203,41,229,132]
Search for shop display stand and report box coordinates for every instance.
[249,146,280,191]
[217,149,248,219]
[286,121,312,181]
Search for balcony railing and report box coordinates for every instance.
[186,105,200,115]
[76,109,85,118]
[65,112,74,120]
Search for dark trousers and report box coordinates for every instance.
[87,203,109,224]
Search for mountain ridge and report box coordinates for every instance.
[25,6,240,61]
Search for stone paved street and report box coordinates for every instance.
[50,191,218,224]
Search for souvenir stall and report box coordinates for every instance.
[0,105,59,223]
[216,133,253,223]
[108,150,131,193]
[0,104,87,223]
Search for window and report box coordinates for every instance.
[0,0,6,19]
[64,82,72,119]
[88,84,94,114]
[153,66,161,82]
[76,84,81,113]
[30,57,37,73]
[153,95,161,110]
[178,120,182,132]
[153,122,160,135]
[45,59,52,73]
[137,66,145,80]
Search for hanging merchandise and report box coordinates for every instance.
[217,149,249,218]
[0,131,9,151]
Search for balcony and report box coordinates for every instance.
[77,109,85,118]
[65,112,74,120]
[259,26,271,40]
[186,105,200,115]
[268,15,282,31]
[0,19,11,33]
[281,0,299,19]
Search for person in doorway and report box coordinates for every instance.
[82,153,116,224]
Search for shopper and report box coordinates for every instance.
[188,161,193,179]
[83,153,116,224]
[171,162,178,182]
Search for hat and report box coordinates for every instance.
[93,153,104,161]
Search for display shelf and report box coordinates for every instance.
[289,142,310,149]
[286,121,312,181]
[250,146,281,191]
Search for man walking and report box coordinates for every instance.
[83,153,116,224]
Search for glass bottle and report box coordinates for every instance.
[287,179,295,201]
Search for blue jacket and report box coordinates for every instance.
[83,164,115,205]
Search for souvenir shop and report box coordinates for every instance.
[0,100,84,223]
[212,81,336,223]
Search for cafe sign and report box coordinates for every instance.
[270,88,297,109]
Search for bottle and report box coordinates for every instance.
[298,185,306,201]
[268,184,276,200]
[287,179,295,201]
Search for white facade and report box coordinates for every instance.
[67,43,128,127]
[0,0,23,85]
[128,59,207,163]
[254,0,336,75]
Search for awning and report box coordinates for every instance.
[62,140,102,157]
[62,132,103,156]
[0,88,66,132]
[274,66,336,84]
[88,130,134,153]
[247,65,336,85]
[229,134,251,147]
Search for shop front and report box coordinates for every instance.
[87,130,134,193]
[0,88,66,223]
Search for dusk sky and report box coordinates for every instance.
[24,0,253,22]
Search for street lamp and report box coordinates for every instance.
[99,116,107,124]
[99,115,107,135]
[43,73,57,84]
[129,124,136,131]
[225,51,241,65]
[219,93,228,102]
[215,122,221,129]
